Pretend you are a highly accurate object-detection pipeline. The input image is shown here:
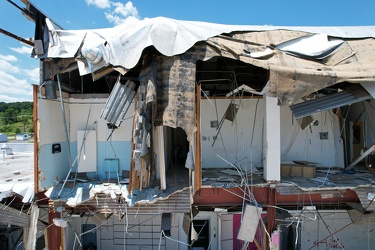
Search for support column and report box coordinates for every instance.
[263,95,281,181]
[47,210,62,250]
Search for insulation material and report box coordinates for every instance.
[132,78,151,175]
[237,204,262,242]
[142,50,207,141]
[207,32,375,104]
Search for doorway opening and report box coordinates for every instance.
[190,219,210,250]
[165,127,190,190]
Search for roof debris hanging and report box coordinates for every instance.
[37,17,375,104]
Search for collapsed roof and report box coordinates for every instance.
[35,16,375,105]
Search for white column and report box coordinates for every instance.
[263,95,280,181]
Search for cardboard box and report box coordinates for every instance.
[281,164,316,178]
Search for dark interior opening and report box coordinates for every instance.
[165,127,190,190]
[196,57,269,98]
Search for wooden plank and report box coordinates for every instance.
[139,159,144,191]
[33,85,39,193]
[129,91,139,194]
[346,144,375,170]
[158,126,166,190]
[145,163,150,188]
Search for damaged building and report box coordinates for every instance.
[2,1,375,249]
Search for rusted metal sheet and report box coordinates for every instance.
[193,187,359,207]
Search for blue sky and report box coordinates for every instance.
[0,0,374,102]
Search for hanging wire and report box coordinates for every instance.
[308,196,375,250]
[316,210,345,249]
[317,106,350,188]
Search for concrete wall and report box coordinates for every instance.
[200,98,344,169]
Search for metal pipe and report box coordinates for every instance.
[56,74,73,198]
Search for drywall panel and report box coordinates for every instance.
[38,98,70,145]
[77,130,97,172]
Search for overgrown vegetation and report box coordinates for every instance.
[0,102,33,136]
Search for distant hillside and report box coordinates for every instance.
[0,102,33,113]
[0,102,33,135]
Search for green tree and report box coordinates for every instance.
[2,108,17,124]
[19,109,31,132]
[0,125,13,132]
[28,125,34,134]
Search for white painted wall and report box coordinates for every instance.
[280,108,345,168]
[200,98,264,170]
[37,95,135,189]
[38,98,70,145]
[200,98,345,169]
[69,97,134,142]
[37,98,71,189]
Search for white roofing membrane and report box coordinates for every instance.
[41,17,375,74]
